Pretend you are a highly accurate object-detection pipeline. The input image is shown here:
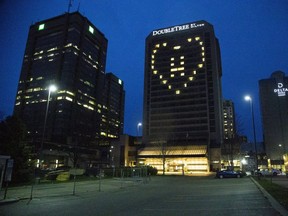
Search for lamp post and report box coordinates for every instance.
[244,95,258,171]
[137,122,142,137]
[40,85,57,168]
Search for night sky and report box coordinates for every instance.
[1,0,288,142]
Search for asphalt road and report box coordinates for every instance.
[1,175,284,216]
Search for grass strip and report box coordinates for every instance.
[253,177,288,210]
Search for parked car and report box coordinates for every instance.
[216,170,245,179]
[257,169,281,176]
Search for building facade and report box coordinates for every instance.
[101,73,125,141]
[259,71,288,170]
[141,21,223,172]
[13,12,124,168]
[223,100,236,140]
[221,100,243,169]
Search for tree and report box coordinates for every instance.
[0,116,33,184]
[153,136,170,175]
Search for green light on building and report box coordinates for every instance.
[89,26,94,34]
[38,24,45,31]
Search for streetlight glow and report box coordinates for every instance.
[244,95,251,101]
[49,85,57,92]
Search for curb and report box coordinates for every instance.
[250,177,288,216]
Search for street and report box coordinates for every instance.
[1,175,285,216]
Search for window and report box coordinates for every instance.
[38,24,45,31]
[89,26,94,34]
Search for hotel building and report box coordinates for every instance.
[13,12,124,168]
[140,21,223,172]
[259,71,288,170]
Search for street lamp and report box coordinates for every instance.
[40,84,57,168]
[244,95,258,171]
[137,122,142,136]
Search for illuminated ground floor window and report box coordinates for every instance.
[138,157,208,173]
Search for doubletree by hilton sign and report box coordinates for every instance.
[152,22,205,36]
[274,83,288,97]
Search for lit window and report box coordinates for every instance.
[65,97,73,102]
[184,83,187,87]
[171,68,177,72]
[181,73,185,76]
[173,46,181,50]
[65,43,72,47]
[195,37,200,41]
[198,64,203,68]
[155,44,160,48]
[153,70,158,74]
[151,65,154,69]
[189,77,194,81]
[171,57,174,61]
[171,63,174,66]
[180,61,184,65]
[202,58,205,62]
[202,52,205,56]
[152,55,155,59]
[193,70,197,75]
[101,132,107,136]
[162,80,167,84]
[187,38,192,42]
[199,41,203,45]
[180,56,184,59]
[151,60,155,64]
[202,47,205,51]
[118,79,122,85]
[153,50,157,53]
[168,85,172,89]
[38,24,45,31]
[159,75,163,79]
[177,67,184,71]
[89,26,94,34]
[163,43,167,46]
[171,74,174,77]
[47,47,58,52]
[176,90,180,94]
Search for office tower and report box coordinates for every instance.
[141,21,223,172]
[223,100,236,140]
[13,12,124,167]
[101,73,125,141]
[259,71,288,168]
[222,99,241,167]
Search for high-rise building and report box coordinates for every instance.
[101,73,125,141]
[222,99,242,168]
[140,21,223,172]
[259,71,288,169]
[223,100,236,140]
[13,12,124,168]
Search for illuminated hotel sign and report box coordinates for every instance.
[274,83,288,97]
[152,23,205,36]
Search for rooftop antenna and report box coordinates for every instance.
[68,0,73,13]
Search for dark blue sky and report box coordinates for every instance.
[1,0,288,142]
